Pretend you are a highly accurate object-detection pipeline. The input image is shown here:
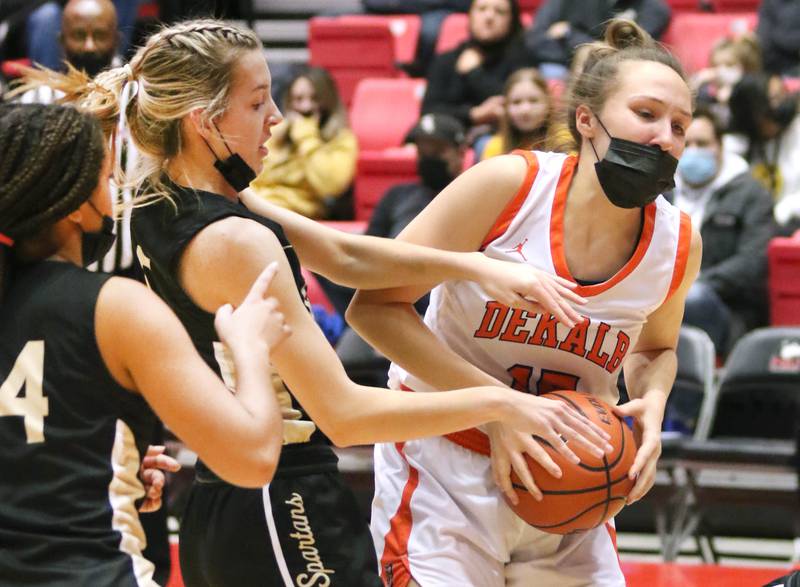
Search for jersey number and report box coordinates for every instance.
[507,363,579,395]
[0,341,48,443]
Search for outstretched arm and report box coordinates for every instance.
[175,213,607,452]
[240,181,584,326]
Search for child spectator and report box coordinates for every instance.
[480,67,553,159]
[693,35,761,128]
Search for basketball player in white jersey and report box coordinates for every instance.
[349,19,702,587]
[22,19,616,586]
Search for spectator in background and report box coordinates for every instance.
[249,67,358,219]
[756,0,800,77]
[480,67,552,159]
[727,73,800,233]
[369,113,468,240]
[24,0,139,71]
[362,0,471,77]
[692,35,761,128]
[16,0,140,277]
[15,0,139,278]
[672,108,774,351]
[525,0,670,80]
[333,113,468,381]
[422,0,530,141]
[59,0,118,77]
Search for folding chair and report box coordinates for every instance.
[616,326,716,553]
[666,327,800,562]
[671,325,718,439]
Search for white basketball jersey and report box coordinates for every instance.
[389,150,692,407]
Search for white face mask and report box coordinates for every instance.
[716,65,743,87]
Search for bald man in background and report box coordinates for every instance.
[19,0,120,109]
[25,0,138,71]
[62,0,119,75]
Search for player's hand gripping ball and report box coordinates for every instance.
[507,390,637,534]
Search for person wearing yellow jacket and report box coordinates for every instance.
[250,67,358,218]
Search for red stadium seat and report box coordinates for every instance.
[338,14,422,66]
[435,12,533,54]
[660,12,757,73]
[768,232,800,326]
[308,18,403,108]
[350,77,426,151]
[0,58,31,80]
[355,146,476,222]
[350,77,426,220]
[665,0,709,11]
[784,77,800,94]
[435,13,469,54]
[137,0,159,18]
[355,146,419,221]
[518,0,543,11]
[711,0,761,11]
[462,147,476,170]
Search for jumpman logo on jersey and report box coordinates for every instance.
[506,238,528,261]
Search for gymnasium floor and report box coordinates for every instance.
[163,538,796,586]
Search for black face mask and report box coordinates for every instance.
[65,50,114,78]
[772,97,798,129]
[590,117,678,209]
[82,200,116,267]
[417,156,454,192]
[202,122,257,192]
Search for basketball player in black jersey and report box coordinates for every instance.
[22,19,613,587]
[0,103,292,586]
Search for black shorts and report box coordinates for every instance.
[179,470,381,587]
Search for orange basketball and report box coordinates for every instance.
[506,389,637,534]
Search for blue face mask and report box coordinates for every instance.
[678,147,719,187]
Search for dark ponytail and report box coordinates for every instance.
[0,103,106,298]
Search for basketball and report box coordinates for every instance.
[507,390,637,534]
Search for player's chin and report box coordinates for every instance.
[251,155,266,175]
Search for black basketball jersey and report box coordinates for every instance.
[131,182,335,481]
[0,261,158,586]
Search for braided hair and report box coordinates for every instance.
[0,103,105,294]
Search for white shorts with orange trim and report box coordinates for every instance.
[370,436,626,587]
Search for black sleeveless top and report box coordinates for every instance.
[0,261,158,586]
[131,183,336,482]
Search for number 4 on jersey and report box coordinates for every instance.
[0,341,48,443]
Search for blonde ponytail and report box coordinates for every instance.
[10,18,262,206]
